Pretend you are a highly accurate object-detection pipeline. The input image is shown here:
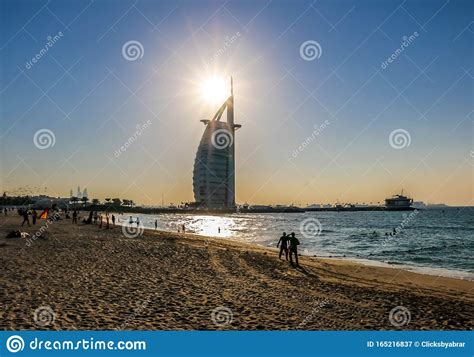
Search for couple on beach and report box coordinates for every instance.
[277,232,300,267]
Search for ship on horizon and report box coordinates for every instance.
[384,190,415,211]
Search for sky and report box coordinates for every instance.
[0,0,473,206]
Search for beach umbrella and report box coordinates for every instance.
[38,208,49,219]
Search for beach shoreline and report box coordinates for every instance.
[126,220,474,282]
[112,208,474,281]
[1,214,473,330]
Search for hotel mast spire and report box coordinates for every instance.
[227,76,234,127]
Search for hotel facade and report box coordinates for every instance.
[192,78,241,209]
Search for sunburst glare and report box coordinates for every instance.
[199,76,228,105]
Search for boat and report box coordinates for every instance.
[385,190,415,211]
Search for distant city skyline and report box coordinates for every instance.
[1,0,473,206]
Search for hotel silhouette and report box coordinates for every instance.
[193,78,241,209]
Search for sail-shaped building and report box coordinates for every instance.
[193,78,241,209]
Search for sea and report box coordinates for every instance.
[117,207,474,280]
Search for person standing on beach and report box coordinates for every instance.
[111,214,115,227]
[136,217,140,227]
[72,210,78,224]
[106,214,110,229]
[277,232,289,261]
[154,219,158,230]
[21,209,30,227]
[99,214,103,229]
[182,224,185,234]
[31,209,37,225]
[129,216,133,227]
[288,232,300,267]
[4,207,7,216]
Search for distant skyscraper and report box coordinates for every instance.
[193,77,241,209]
[77,186,81,198]
[83,188,88,198]
[70,189,73,198]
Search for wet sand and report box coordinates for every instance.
[0,214,472,330]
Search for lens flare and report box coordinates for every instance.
[199,76,228,105]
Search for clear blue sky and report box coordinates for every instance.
[0,0,472,206]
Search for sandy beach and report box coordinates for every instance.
[0,214,472,330]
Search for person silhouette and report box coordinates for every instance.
[277,232,289,261]
[32,209,37,225]
[21,209,30,227]
[288,232,300,267]
[154,219,158,230]
[111,214,115,227]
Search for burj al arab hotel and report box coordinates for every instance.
[192,78,241,209]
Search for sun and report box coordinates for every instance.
[199,76,228,105]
